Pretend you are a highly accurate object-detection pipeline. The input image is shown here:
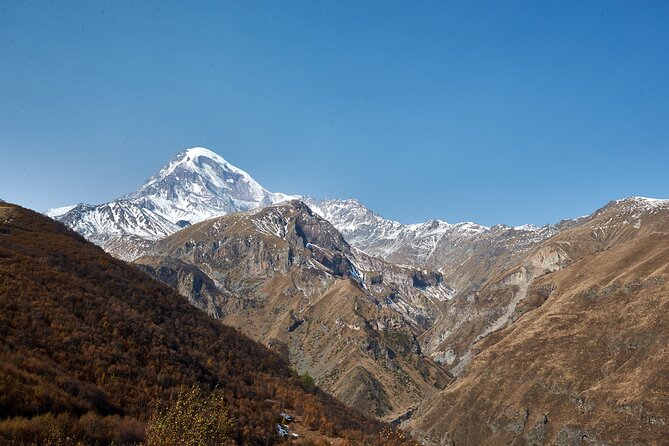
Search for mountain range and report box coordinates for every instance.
[46,147,296,260]
[47,147,559,271]
[42,147,595,376]
[42,147,669,444]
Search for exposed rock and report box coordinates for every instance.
[136,200,453,420]
[408,198,669,444]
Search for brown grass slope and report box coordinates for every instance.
[0,203,393,445]
[409,198,669,445]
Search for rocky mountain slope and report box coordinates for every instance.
[135,200,454,421]
[304,198,588,375]
[0,202,399,445]
[407,197,669,444]
[306,198,575,293]
[46,147,296,260]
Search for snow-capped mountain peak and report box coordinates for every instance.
[619,196,669,212]
[47,147,297,260]
[123,147,297,225]
[305,198,492,259]
[134,147,265,201]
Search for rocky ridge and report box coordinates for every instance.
[135,200,454,420]
[306,198,572,293]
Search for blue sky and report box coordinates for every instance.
[1,1,667,226]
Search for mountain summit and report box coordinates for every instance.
[124,147,295,225]
[46,148,296,260]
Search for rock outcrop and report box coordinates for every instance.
[136,200,454,420]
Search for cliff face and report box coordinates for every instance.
[136,200,453,421]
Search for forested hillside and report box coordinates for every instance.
[0,203,403,445]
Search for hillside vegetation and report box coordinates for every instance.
[0,203,403,445]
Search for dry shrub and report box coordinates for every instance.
[0,412,144,445]
[0,413,69,445]
[145,386,233,446]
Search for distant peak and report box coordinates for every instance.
[596,196,669,216]
[616,195,667,203]
[182,146,223,159]
[628,196,668,203]
[175,147,230,166]
[159,147,248,179]
[612,196,669,208]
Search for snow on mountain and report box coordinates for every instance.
[305,198,490,255]
[124,147,296,225]
[305,198,560,292]
[305,198,405,251]
[305,197,491,264]
[44,204,78,218]
[587,196,669,232]
[58,201,180,240]
[47,147,297,260]
[614,196,669,213]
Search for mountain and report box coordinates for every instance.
[306,198,570,293]
[135,200,454,421]
[45,201,181,261]
[305,198,488,263]
[123,147,295,224]
[407,197,669,444]
[47,147,296,260]
[0,202,401,445]
[305,198,589,372]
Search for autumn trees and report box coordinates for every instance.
[0,205,393,445]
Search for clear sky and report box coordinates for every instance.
[1,1,667,226]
